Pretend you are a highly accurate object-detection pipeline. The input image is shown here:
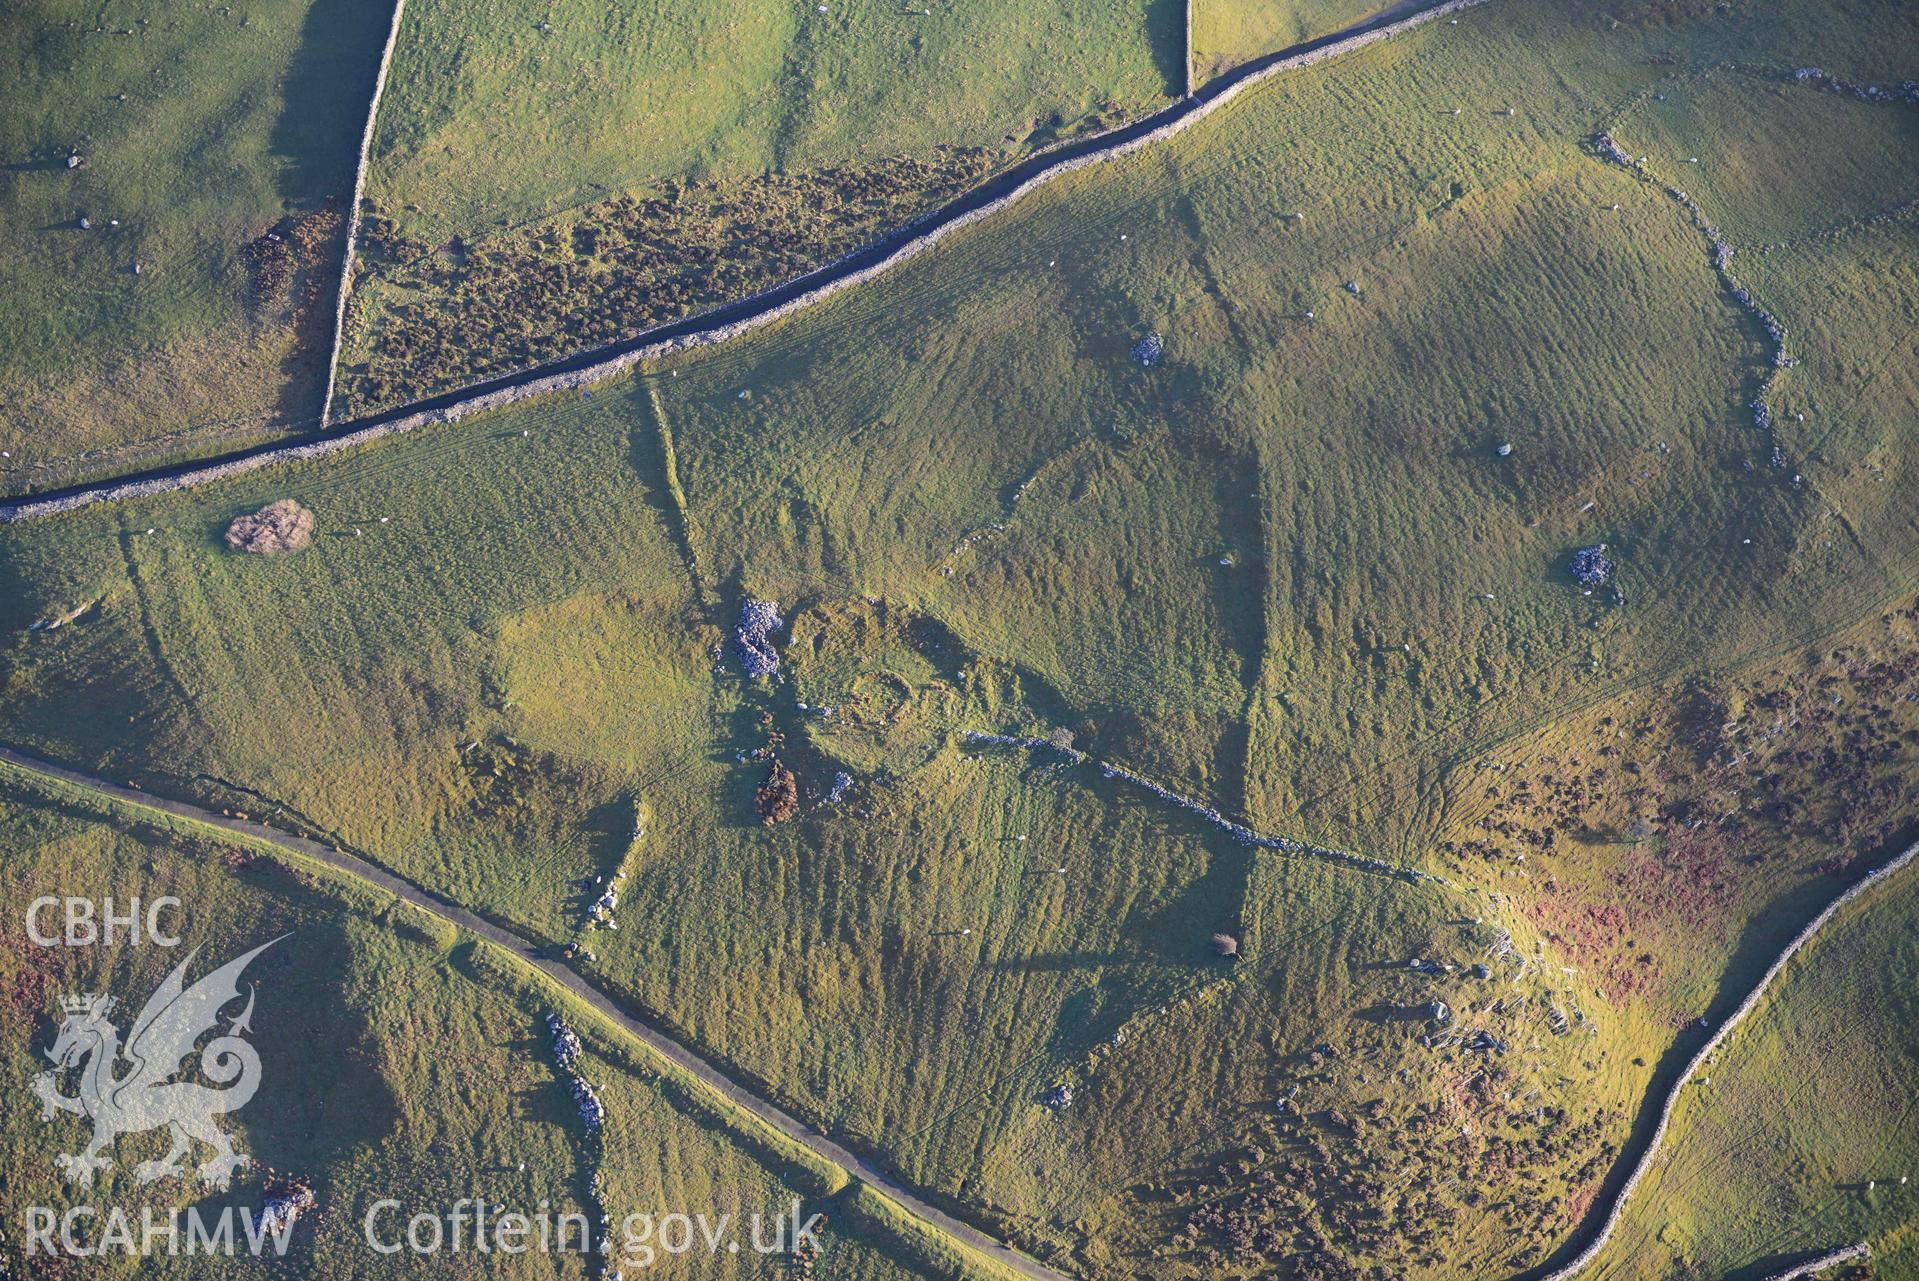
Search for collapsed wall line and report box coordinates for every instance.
[962,731,1447,887]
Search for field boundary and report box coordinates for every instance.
[0,743,1068,1281]
[1536,840,1919,1279]
[0,0,1485,524]
[1762,1242,1870,1280]
[963,731,1447,886]
[316,0,409,430]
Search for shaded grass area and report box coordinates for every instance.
[0,781,928,1280]
[0,0,388,494]
[1579,857,1919,1281]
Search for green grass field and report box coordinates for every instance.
[1610,68,1918,248]
[2,0,1917,1275]
[0,0,388,494]
[366,0,1183,246]
[0,777,938,1279]
[1191,0,1395,83]
[1581,857,1919,1281]
[335,0,1190,410]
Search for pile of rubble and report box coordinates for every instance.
[545,1012,604,1132]
[757,760,799,824]
[1570,544,1614,586]
[225,499,314,555]
[734,600,784,677]
[586,873,623,929]
[1131,332,1164,367]
[259,1179,316,1235]
[1588,130,1641,171]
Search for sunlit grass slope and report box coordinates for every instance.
[1581,857,1919,1281]
[367,0,1184,245]
[0,0,388,490]
[1,0,1917,1276]
[1191,0,1395,83]
[341,0,1185,411]
[0,782,924,1279]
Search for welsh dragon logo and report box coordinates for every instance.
[32,937,285,1189]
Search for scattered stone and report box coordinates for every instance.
[1040,1083,1074,1109]
[259,1179,316,1234]
[1131,332,1164,367]
[824,770,855,804]
[544,1012,604,1131]
[587,876,621,927]
[225,499,314,554]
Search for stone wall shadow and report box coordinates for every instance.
[268,0,392,206]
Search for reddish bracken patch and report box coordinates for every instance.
[1562,1178,1600,1227]
[1,929,56,1019]
[1610,826,1737,937]
[756,760,799,825]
